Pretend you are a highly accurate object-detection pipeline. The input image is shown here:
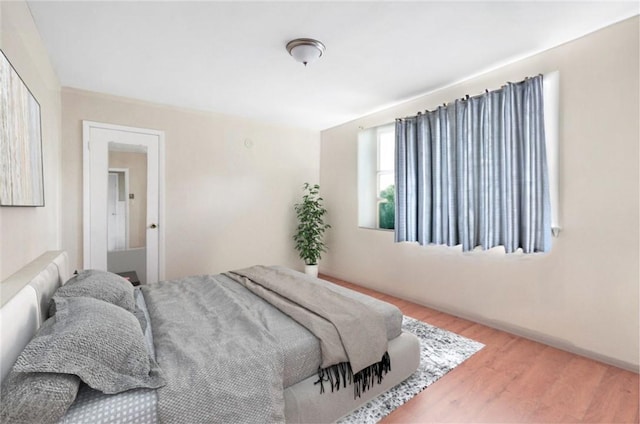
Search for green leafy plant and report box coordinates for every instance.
[293,183,331,266]
[378,184,395,230]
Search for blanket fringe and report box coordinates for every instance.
[314,352,391,398]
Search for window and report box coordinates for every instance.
[358,73,559,250]
[377,127,395,229]
[358,123,395,230]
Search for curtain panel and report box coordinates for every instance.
[395,75,551,253]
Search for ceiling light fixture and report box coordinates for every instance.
[286,38,326,66]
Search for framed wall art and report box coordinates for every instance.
[0,49,44,207]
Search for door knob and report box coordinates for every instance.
[149,223,158,229]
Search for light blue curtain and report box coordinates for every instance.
[395,75,551,253]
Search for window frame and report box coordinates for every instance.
[375,125,395,229]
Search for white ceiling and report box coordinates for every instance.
[27,1,638,131]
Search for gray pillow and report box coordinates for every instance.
[15,296,165,394]
[133,288,148,332]
[0,371,80,424]
[52,269,135,313]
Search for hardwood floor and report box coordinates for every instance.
[321,275,640,424]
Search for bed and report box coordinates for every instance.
[0,251,420,423]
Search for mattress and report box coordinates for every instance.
[60,276,414,424]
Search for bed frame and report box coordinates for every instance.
[0,251,71,385]
[0,251,420,423]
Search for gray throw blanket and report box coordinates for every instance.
[226,266,390,397]
[142,275,285,424]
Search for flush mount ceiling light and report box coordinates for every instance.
[286,38,326,66]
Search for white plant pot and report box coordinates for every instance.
[304,264,319,278]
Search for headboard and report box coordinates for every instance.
[0,251,71,384]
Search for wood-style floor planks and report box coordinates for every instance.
[320,274,640,423]
[583,367,640,423]
[538,356,609,419]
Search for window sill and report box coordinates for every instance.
[358,226,394,233]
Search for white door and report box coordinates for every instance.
[83,121,164,284]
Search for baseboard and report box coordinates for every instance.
[476,317,640,374]
[319,271,640,374]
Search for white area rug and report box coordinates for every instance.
[340,316,484,424]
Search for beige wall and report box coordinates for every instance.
[0,1,61,280]
[62,89,320,279]
[320,17,639,370]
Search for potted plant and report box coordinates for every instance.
[293,183,331,277]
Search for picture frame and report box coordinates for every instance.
[0,49,44,207]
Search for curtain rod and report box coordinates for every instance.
[396,74,543,120]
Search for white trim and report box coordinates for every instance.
[158,131,166,281]
[83,120,165,138]
[82,121,91,269]
[543,71,560,236]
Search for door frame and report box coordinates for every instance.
[82,120,166,282]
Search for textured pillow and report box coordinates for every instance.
[15,296,165,394]
[133,288,148,332]
[52,269,135,313]
[134,287,155,356]
[0,371,80,424]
